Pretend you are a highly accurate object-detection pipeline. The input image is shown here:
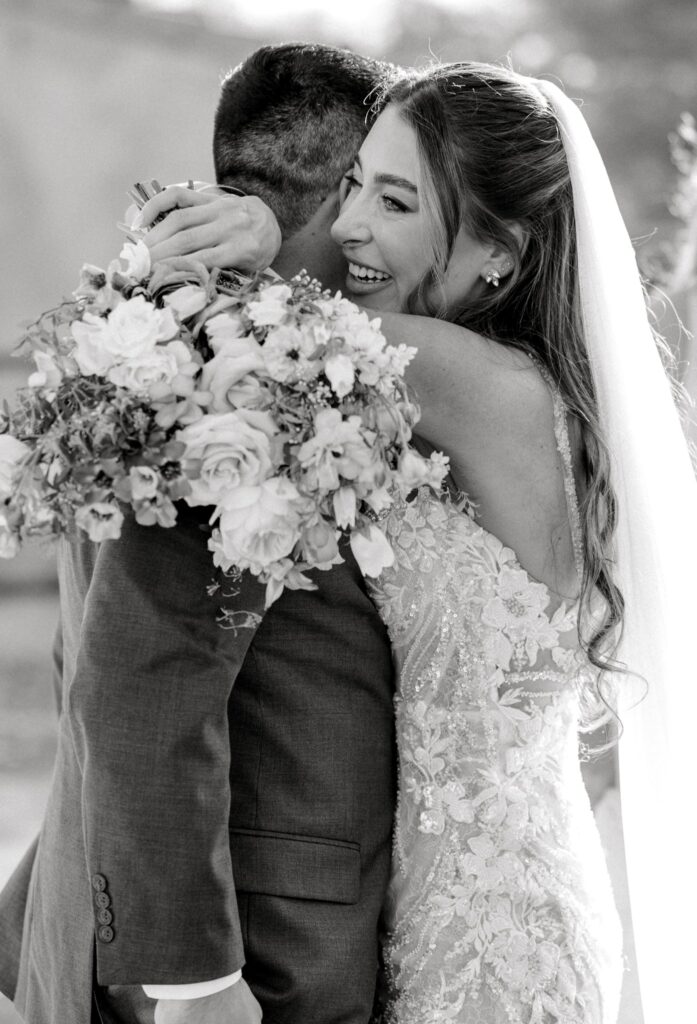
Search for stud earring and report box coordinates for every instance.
[484,269,501,288]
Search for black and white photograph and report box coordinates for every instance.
[1,0,696,1022]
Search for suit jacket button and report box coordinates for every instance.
[98,925,115,943]
[95,892,111,910]
[97,908,113,926]
[91,874,108,893]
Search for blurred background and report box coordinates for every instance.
[1,0,696,1020]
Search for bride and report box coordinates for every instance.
[140,62,697,1024]
[331,64,624,1024]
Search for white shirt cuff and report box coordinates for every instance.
[143,971,242,1000]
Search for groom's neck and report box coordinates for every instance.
[271,191,345,292]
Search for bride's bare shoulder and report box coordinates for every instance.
[377,311,552,445]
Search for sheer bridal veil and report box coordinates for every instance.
[533,78,697,1022]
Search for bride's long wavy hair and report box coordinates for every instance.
[376,62,635,731]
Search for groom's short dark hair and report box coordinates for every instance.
[213,43,393,238]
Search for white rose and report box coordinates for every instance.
[246,283,292,327]
[0,435,31,501]
[209,477,303,571]
[164,284,209,320]
[71,313,116,376]
[118,240,151,282]
[103,295,178,361]
[199,337,266,412]
[178,409,277,507]
[349,523,395,577]
[324,352,355,398]
[107,339,194,395]
[74,501,124,542]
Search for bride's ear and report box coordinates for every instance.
[484,222,527,283]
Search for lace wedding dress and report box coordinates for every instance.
[369,381,623,1024]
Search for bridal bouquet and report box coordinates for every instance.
[0,233,447,607]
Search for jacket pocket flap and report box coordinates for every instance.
[229,828,360,904]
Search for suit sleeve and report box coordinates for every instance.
[66,507,266,986]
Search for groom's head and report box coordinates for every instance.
[213,43,392,240]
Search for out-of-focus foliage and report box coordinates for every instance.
[391,0,697,264]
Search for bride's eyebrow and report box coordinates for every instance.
[354,154,418,194]
[374,172,418,193]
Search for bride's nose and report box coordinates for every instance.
[330,194,372,247]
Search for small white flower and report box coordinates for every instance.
[300,519,341,567]
[128,465,160,501]
[398,449,431,490]
[246,283,292,327]
[0,435,31,501]
[134,492,178,528]
[384,343,416,376]
[324,352,355,397]
[205,312,246,351]
[349,523,394,577]
[118,240,151,282]
[297,409,374,492]
[332,486,357,528]
[164,284,209,320]
[263,324,318,383]
[0,510,20,558]
[75,501,124,542]
[27,350,63,389]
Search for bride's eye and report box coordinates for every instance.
[341,172,361,200]
[382,194,408,213]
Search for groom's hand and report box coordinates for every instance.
[154,980,262,1024]
[138,184,281,272]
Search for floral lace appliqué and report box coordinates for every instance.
[369,489,622,1024]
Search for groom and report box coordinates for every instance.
[0,44,396,1024]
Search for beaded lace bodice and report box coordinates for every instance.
[369,382,623,1024]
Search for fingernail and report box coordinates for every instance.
[131,212,144,229]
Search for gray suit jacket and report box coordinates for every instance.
[0,506,396,1023]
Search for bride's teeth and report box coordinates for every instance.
[349,262,390,282]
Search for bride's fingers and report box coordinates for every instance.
[144,204,220,253]
[146,220,230,265]
[149,242,263,273]
[137,183,218,230]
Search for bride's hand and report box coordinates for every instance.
[154,979,262,1023]
[138,185,282,272]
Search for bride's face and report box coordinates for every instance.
[330,104,494,314]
